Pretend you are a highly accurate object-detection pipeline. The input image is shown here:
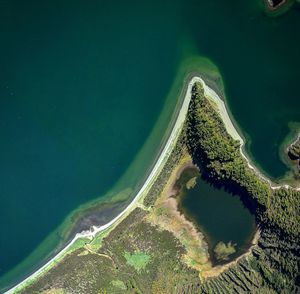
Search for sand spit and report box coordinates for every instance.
[7,76,298,293]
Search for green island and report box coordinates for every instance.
[9,79,299,294]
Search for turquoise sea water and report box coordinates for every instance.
[0,0,299,290]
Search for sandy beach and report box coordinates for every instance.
[6,77,196,294]
[7,75,299,293]
[201,78,300,191]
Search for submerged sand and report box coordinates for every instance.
[7,75,298,293]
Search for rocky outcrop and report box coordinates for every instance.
[288,136,300,160]
[288,135,300,173]
[267,0,287,8]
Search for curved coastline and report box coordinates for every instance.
[1,57,196,292]
[7,75,299,293]
[2,56,211,292]
[6,76,196,294]
[279,125,300,179]
[201,80,300,191]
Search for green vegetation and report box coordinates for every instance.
[110,280,126,290]
[67,238,90,252]
[124,251,151,272]
[186,176,197,189]
[18,80,300,293]
[288,136,300,160]
[187,82,298,236]
[187,82,300,292]
[20,208,200,294]
[287,135,300,175]
[143,130,187,207]
[89,231,106,251]
[187,82,271,205]
[175,166,199,192]
[266,187,300,235]
[213,241,236,261]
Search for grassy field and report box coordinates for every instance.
[19,206,203,294]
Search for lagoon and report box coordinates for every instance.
[180,173,256,263]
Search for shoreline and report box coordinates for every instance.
[266,0,287,10]
[6,77,196,294]
[202,229,260,279]
[7,75,299,293]
[262,0,295,16]
[201,79,300,191]
[147,155,211,273]
[174,164,258,268]
[155,157,259,277]
[282,130,300,177]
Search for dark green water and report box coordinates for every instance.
[180,175,256,261]
[185,0,300,179]
[0,0,299,290]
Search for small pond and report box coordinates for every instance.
[178,168,256,263]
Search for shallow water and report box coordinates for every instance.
[0,0,299,290]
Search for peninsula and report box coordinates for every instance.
[8,77,300,294]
